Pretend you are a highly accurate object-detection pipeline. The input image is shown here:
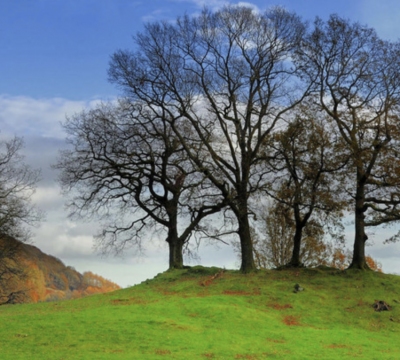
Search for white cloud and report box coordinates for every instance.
[142,8,172,22]
[169,0,228,11]
[169,0,260,12]
[32,186,64,211]
[236,2,260,12]
[0,95,100,139]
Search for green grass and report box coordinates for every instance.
[1,266,400,359]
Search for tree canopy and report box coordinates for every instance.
[56,101,227,269]
[298,15,400,269]
[108,6,312,272]
[55,6,400,272]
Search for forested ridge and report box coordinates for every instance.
[0,235,120,304]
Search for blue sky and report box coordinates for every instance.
[2,0,400,100]
[2,0,400,286]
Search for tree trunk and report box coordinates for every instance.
[237,196,256,273]
[289,225,303,267]
[166,209,184,269]
[348,180,370,270]
[167,236,184,269]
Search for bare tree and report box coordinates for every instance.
[266,100,347,267]
[108,6,311,272]
[0,136,42,304]
[55,101,227,269]
[300,15,400,269]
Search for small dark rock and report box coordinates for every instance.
[373,300,392,312]
[293,284,304,293]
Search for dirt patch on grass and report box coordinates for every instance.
[110,298,159,305]
[345,308,356,313]
[267,303,293,310]
[155,349,171,355]
[266,337,286,344]
[325,344,350,349]
[202,353,215,358]
[168,322,189,331]
[194,293,212,298]
[283,315,301,326]
[110,298,130,304]
[162,290,179,296]
[234,354,259,359]
[200,270,225,286]
[223,290,256,296]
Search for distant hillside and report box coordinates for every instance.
[0,236,120,304]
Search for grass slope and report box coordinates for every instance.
[1,266,399,359]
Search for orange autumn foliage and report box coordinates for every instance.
[329,247,382,272]
[365,256,383,272]
[0,237,121,304]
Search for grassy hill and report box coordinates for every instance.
[1,266,399,359]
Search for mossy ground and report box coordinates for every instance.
[1,266,399,359]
